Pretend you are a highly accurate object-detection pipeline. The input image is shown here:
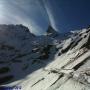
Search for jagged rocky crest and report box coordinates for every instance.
[46,25,59,38]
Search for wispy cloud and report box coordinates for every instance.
[42,0,58,31]
[0,0,49,35]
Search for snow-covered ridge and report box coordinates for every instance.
[0,25,90,90]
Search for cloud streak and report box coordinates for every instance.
[42,0,59,31]
[0,0,49,35]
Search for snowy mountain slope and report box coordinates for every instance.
[0,25,90,90]
[0,24,58,86]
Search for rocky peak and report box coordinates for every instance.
[46,25,59,37]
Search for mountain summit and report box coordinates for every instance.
[46,25,59,38]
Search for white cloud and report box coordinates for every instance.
[0,0,49,35]
[43,0,58,31]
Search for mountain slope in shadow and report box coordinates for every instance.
[0,24,60,85]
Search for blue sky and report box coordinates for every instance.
[50,0,90,33]
[0,0,90,35]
